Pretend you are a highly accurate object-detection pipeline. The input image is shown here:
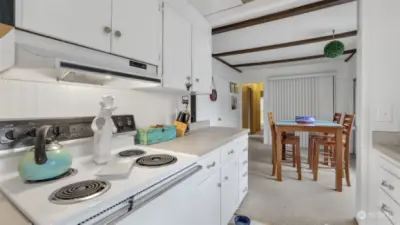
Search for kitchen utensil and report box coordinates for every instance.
[96,160,135,179]
[18,125,72,181]
[210,77,217,102]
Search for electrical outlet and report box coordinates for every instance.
[376,105,393,122]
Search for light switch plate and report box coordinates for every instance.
[376,105,393,122]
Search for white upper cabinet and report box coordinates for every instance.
[111,0,162,65]
[18,0,112,52]
[192,25,212,94]
[185,5,212,94]
[162,3,192,91]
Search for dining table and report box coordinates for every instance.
[275,120,344,192]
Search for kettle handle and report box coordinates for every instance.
[34,125,52,165]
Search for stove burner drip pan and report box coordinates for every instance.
[49,180,111,205]
[136,154,177,167]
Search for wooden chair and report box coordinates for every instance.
[312,114,355,186]
[268,112,302,180]
[307,112,342,168]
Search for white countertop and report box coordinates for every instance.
[152,127,249,156]
[0,193,31,225]
[373,131,400,164]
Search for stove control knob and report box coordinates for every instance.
[5,130,15,140]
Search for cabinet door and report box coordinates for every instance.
[112,0,162,65]
[162,3,192,91]
[221,161,239,225]
[19,0,112,52]
[194,171,221,225]
[192,25,212,94]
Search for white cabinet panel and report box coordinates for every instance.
[194,171,221,225]
[162,3,192,91]
[19,0,112,52]
[112,0,162,65]
[192,25,212,94]
[221,160,239,225]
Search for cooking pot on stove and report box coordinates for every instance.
[18,125,72,181]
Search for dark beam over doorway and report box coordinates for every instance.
[213,30,357,57]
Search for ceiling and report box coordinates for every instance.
[188,0,358,71]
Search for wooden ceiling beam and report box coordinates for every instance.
[212,0,356,35]
[344,50,357,62]
[213,56,242,73]
[233,49,357,67]
[213,30,357,57]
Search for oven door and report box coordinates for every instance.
[91,164,203,225]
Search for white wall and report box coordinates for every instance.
[0,71,181,128]
[196,58,242,127]
[356,1,400,224]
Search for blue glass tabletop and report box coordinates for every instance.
[275,120,342,127]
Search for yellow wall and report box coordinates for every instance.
[242,83,264,134]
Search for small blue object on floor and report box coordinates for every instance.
[234,215,251,225]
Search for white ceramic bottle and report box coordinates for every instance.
[91,95,117,165]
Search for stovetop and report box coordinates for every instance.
[0,145,198,225]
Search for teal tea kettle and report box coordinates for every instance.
[19,125,72,181]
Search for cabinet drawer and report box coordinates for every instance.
[381,156,400,179]
[221,142,238,166]
[196,149,221,183]
[380,167,400,203]
[239,180,249,204]
[379,189,400,224]
[239,158,248,174]
[237,135,249,151]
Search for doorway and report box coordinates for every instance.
[242,83,264,135]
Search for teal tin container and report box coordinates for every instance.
[136,126,176,145]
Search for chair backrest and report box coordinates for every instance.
[268,112,277,147]
[333,112,343,124]
[342,114,355,145]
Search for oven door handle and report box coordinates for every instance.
[97,165,202,225]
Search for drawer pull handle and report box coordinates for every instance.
[207,162,216,169]
[243,148,248,152]
[217,183,221,188]
[224,176,229,181]
[382,181,395,191]
[381,204,394,217]
[228,150,235,155]
[242,173,248,177]
[243,160,248,165]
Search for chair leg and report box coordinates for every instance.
[308,136,313,169]
[292,144,296,168]
[330,145,336,168]
[272,143,276,177]
[323,146,329,165]
[345,145,351,186]
[313,142,320,181]
[282,144,286,160]
[296,142,302,180]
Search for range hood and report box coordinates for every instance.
[0,25,161,89]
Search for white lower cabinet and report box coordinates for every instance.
[221,160,239,225]
[194,171,221,225]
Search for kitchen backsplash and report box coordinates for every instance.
[0,72,181,128]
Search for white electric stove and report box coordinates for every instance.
[0,117,200,225]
